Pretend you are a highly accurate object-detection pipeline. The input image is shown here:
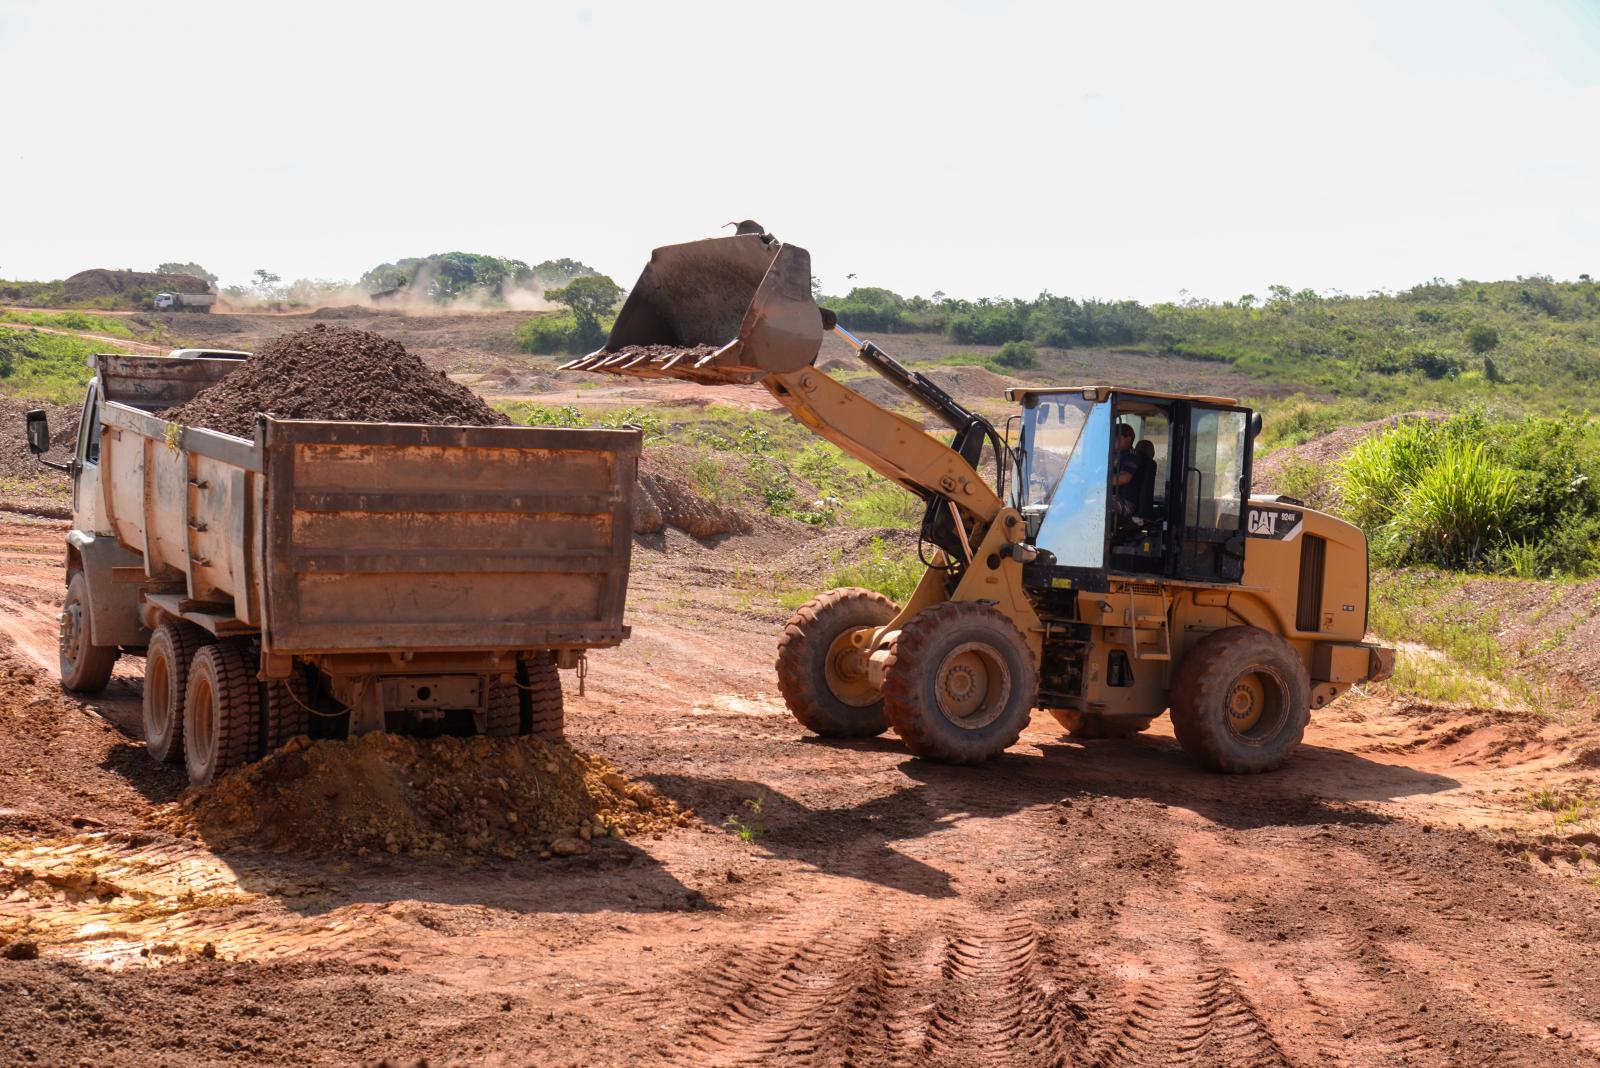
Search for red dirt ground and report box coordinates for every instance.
[3,506,1600,1066]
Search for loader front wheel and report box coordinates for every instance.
[881,601,1037,765]
[776,587,898,738]
[59,571,118,694]
[1170,626,1310,774]
[143,621,212,763]
[183,641,261,786]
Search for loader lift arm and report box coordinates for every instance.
[764,321,1007,563]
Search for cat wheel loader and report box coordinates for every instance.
[565,226,1394,772]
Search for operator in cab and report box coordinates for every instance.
[1112,423,1141,518]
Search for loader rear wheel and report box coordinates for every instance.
[487,653,564,740]
[59,571,118,694]
[183,641,261,786]
[881,601,1037,765]
[1047,709,1154,739]
[776,587,899,738]
[143,621,212,764]
[1170,626,1310,774]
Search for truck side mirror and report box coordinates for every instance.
[25,410,49,455]
[1249,411,1263,439]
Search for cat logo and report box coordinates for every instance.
[1246,507,1303,541]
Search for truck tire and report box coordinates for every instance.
[263,669,312,751]
[881,601,1037,765]
[1047,709,1154,739]
[59,571,118,693]
[142,621,212,763]
[487,653,564,739]
[776,587,898,738]
[1170,626,1310,774]
[183,641,261,786]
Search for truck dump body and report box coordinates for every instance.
[98,402,637,657]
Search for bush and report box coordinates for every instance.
[821,538,923,604]
[514,314,578,355]
[1378,441,1517,567]
[995,340,1037,370]
[1466,324,1500,353]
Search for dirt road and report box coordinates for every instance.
[0,318,166,355]
[2,511,1598,1066]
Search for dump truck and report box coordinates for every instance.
[25,353,638,785]
[153,292,216,313]
[566,225,1394,773]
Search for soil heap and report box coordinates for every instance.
[163,325,507,437]
[63,268,212,301]
[0,395,77,479]
[169,732,693,859]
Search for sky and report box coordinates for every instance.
[1,0,1597,303]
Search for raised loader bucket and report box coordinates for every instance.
[562,231,823,385]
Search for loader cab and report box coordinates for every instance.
[1011,386,1254,588]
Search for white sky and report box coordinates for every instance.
[1,0,1596,303]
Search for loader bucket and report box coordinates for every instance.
[562,233,823,385]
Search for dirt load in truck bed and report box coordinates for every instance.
[162,324,508,436]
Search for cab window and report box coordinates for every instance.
[1178,406,1249,581]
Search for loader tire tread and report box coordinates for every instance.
[880,600,1037,765]
[1170,626,1310,774]
[776,587,899,738]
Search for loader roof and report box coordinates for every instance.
[1004,384,1241,408]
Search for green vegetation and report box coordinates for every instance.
[724,795,767,842]
[154,261,217,284]
[817,275,1600,407]
[1341,412,1600,575]
[358,253,602,303]
[0,310,134,338]
[0,331,107,402]
[995,339,1037,370]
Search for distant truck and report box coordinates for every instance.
[153,292,216,313]
[25,353,639,785]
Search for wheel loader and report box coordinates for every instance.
[565,226,1395,772]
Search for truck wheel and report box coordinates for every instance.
[183,641,261,786]
[776,587,898,738]
[263,669,312,751]
[143,621,212,763]
[59,571,118,693]
[881,601,1037,765]
[1170,626,1310,774]
[1047,709,1154,739]
[486,653,564,739]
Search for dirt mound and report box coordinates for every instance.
[163,325,507,437]
[1253,411,1446,495]
[62,269,210,300]
[476,364,560,393]
[0,395,77,479]
[169,731,692,859]
[924,365,1021,399]
[633,447,754,539]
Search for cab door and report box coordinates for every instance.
[1175,404,1251,582]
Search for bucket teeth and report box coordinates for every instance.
[561,344,764,385]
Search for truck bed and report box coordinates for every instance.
[98,397,638,659]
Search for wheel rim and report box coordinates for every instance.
[825,627,878,707]
[148,647,172,742]
[190,673,216,769]
[59,593,85,669]
[934,642,1011,729]
[1225,667,1288,743]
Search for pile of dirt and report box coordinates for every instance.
[476,365,560,393]
[62,269,210,300]
[162,325,508,437]
[632,447,754,539]
[168,731,693,859]
[1252,411,1446,495]
[605,343,723,364]
[0,395,77,479]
